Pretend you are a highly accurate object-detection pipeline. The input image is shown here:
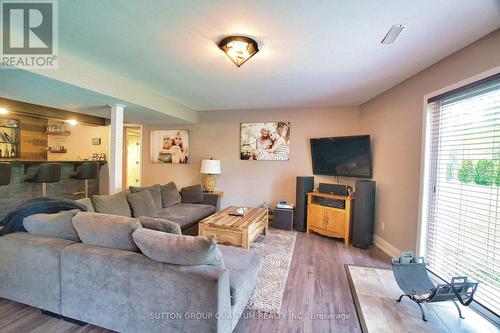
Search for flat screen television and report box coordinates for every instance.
[310,135,372,178]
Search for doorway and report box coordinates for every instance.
[124,127,142,189]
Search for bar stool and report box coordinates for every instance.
[71,162,99,198]
[25,163,61,197]
[0,163,12,186]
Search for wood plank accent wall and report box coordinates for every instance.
[18,115,48,160]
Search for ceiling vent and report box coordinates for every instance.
[381,24,406,44]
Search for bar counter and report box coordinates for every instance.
[0,160,108,220]
[0,159,107,164]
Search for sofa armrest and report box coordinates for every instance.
[200,193,221,211]
[0,233,75,314]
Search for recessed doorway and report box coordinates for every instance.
[124,126,142,189]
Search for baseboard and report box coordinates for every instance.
[62,316,87,326]
[373,234,400,258]
[41,309,62,319]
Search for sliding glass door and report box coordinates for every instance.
[423,74,499,316]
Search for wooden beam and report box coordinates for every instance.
[0,96,107,126]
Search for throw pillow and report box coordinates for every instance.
[160,182,182,208]
[72,212,142,252]
[126,190,158,218]
[132,228,224,267]
[75,198,94,212]
[138,216,182,235]
[180,184,204,204]
[23,209,81,242]
[91,192,131,217]
[129,184,162,210]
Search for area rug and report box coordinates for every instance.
[245,228,297,313]
[345,265,495,333]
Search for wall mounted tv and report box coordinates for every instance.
[310,135,372,178]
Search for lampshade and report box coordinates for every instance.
[200,159,221,175]
[218,36,259,68]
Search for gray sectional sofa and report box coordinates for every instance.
[0,185,262,333]
[82,182,221,235]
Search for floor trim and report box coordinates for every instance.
[373,234,400,258]
[345,264,369,333]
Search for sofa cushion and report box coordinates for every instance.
[126,190,158,218]
[91,192,131,217]
[160,182,181,208]
[75,198,94,212]
[218,245,261,305]
[157,203,215,229]
[180,184,204,204]
[129,184,162,210]
[72,212,142,252]
[23,210,81,242]
[138,216,181,235]
[132,228,224,267]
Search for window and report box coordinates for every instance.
[423,73,499,316]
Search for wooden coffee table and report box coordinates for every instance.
[198,206,268,249]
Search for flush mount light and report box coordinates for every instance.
[66,119,78,126]
[218,36,259,67]
[0,107,8,115]
[381,24,406,44]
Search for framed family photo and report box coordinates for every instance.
[240,122,290,160]
[150,130,189,163]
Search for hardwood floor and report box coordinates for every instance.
[233,232,390,333]
[0,232,391,333]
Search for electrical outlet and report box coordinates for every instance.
[380,221,385,231]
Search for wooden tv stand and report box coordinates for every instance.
[306,192,354,247]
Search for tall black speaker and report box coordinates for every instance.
[294,176,314,232]
[352,180,376,249]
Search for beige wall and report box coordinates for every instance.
[142,107,360,208]
[359,29,500,252]
[140,29,499,253]
[47,120,110,161]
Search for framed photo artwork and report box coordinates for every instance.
[150,130,189,163]
[240,122,290,160]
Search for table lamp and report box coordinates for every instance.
[200,158,221,192]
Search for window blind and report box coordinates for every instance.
[425,74,500,316]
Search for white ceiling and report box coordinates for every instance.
[56,0,499,111]
[1,0,499,122]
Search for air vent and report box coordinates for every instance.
[381,24,406,44]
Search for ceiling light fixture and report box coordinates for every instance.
[66,119,78,126]
[0,107,8,115]
[218,36,259,68]
[381,24,406,44]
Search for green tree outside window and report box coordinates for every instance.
[474,160,495,186]
[458,160,474,183]
[496,163,500,186]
